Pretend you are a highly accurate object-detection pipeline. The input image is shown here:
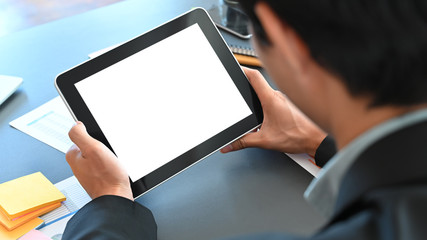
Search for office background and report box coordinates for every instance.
[0,0,123,37]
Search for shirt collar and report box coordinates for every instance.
[304,108,427,218]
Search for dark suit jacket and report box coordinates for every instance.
[62,120,427,240]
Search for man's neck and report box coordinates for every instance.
[327,88,427,150]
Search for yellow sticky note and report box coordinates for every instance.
[0,217,43,240]
[0,172,66,220]
[0,202,60,231]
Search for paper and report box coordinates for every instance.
[39,215,73,240]
[39,176,90,227]
[0,172,66,220]
[19,229,51,240]
[285,153,320,177]
[35,176,90,239]
[10,96,75,153]
[0,217,43,240]
[0,203,60,231]
[88,43,120,59]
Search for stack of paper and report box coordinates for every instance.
[0,172,66,239]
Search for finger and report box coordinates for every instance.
[220,132,261,153]
[242,67,273,100]
[65,144,81,167]
[68,121,99,153]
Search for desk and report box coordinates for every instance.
[0,0,326,239]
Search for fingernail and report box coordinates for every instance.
[221,144,233,153]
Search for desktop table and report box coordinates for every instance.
[0,0,326,239]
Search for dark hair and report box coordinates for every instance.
[238,0,427,107]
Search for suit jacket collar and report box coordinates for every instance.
[331,119,427,221]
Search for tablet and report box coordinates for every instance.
[55,8,263,198]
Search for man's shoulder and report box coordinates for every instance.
[324,184,427,240]
[321,119,427,239]
[335,119,427,210]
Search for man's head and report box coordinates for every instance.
[239,0,427,107]
[236,0,427,143]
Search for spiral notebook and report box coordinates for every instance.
[229,44,258,57]
[222,28,261,67]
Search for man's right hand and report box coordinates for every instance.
[221,67,326,156]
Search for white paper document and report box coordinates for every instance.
[10,96,75,153]
[88,43,120,59]
[38,215,72,240]
[285,153,320,177]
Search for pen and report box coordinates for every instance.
[233,53,262,67]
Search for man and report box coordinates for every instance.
[63,0,427,239]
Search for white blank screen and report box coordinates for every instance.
[75,23,252,181]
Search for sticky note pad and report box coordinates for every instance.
[0,217,43,240]
[19,229,51,240]
[0,202,60,231]
[0,172,66,220]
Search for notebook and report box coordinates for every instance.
[0,172,66,220]
[0,75,22,106]
[0,203,60,231]
[0,217,43,240]
[229,44,258,57]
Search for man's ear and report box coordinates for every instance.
[254,2,310,72]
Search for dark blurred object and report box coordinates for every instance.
[208,0,251,39]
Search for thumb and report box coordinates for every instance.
[242,67,272,101]
[220,131,260,153]
[68,121,99,153]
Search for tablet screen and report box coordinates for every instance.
[74,23,252,182]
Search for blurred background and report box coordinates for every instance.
[0,0,124,37]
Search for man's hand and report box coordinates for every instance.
[66,122,133,201]
[221,67,326,156]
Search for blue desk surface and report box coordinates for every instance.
[0,0,326,239]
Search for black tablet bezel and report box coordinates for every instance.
[55,8,263,198]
